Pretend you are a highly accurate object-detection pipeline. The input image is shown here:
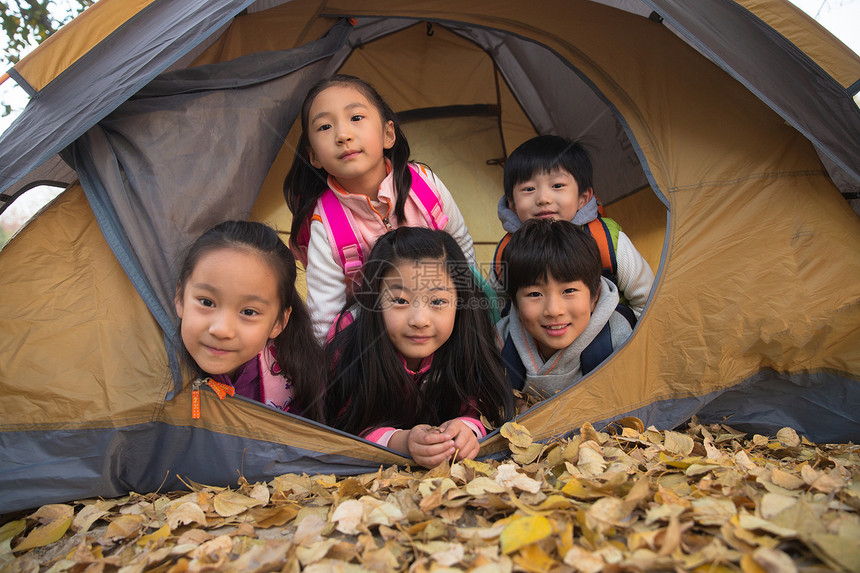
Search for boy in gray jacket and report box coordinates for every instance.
[496,218,634,401]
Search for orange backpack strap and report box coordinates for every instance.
[585,218,617,281]
[492,233,513,286]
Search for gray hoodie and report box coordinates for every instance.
[495,277,632,399]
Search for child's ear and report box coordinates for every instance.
[578,187,594,209]
[308,147,322,169]
[383,120,396,150]
[174,288,184,319]
[507,196,515,211]
[590,288,599,313]
[270,306,292,339]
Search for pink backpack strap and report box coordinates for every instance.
[409,164,449,229]
[258,343,293,412]
[317,189,364,287]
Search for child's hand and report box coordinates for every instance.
[405,424,457,467]
[438,419,480,461]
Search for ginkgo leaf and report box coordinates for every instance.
[167,502,208,529]
[500,421,533,449]
[13,516,72,552]
[332,500,364,535]
[0,520,25,544]
[213,490,263,517]
[104,514,146,541]
[664,431,695,456]
[137,523,171,547]
[465,477,505,496]
[775,427,800,448]
[500,515,552,554]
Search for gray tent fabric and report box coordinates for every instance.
[0,0,259,204]
[69,21,353,344]
[452,25,656,205]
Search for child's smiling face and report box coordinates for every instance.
[306,84,396,195]
[514,273,597,361]
[175,248,290,379]
[509,167,591,223]
[380,258,458,371]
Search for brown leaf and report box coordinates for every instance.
[103,514,146,541]
[249,505,298,528]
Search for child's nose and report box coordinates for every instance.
[407,304,431,328]
[209,312,235,338]
[336,125,353,144]
[535,187,552,205]
[543,293,564,316]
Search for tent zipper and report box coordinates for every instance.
[191,377,235,419]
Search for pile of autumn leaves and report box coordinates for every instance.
[2,418,859,572]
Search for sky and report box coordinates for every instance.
[0,0,858,228]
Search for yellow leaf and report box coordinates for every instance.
[13,516,72,552]
[561,477,603,499]
[513,542,557,571]
[213,490,263,517]
[0,520,25,543]
[137,523,171,547]
[500,515,552,554]
[500,421,533,449]
[694,564,737,573]
[533,495,573,511]
[462,458,494,476]
[740,553,767,573]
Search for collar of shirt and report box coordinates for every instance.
[399,353,433,380]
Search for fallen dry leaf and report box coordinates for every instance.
[2,418,857,572]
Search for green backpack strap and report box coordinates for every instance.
[470,264,501,324]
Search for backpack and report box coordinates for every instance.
[292,164,448,289]
[492,216,622,289]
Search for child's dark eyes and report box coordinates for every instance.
[523,290,542,298]
[430,297,450,307]
[563,287,579,294]
[392,297,409,305]
[316,123,332,132]
[240,308,260,317]
[197,298,215,307]
[350,114,364,122]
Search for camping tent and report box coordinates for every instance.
[1,0,858,513]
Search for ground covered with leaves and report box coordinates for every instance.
[2,418,859,572]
